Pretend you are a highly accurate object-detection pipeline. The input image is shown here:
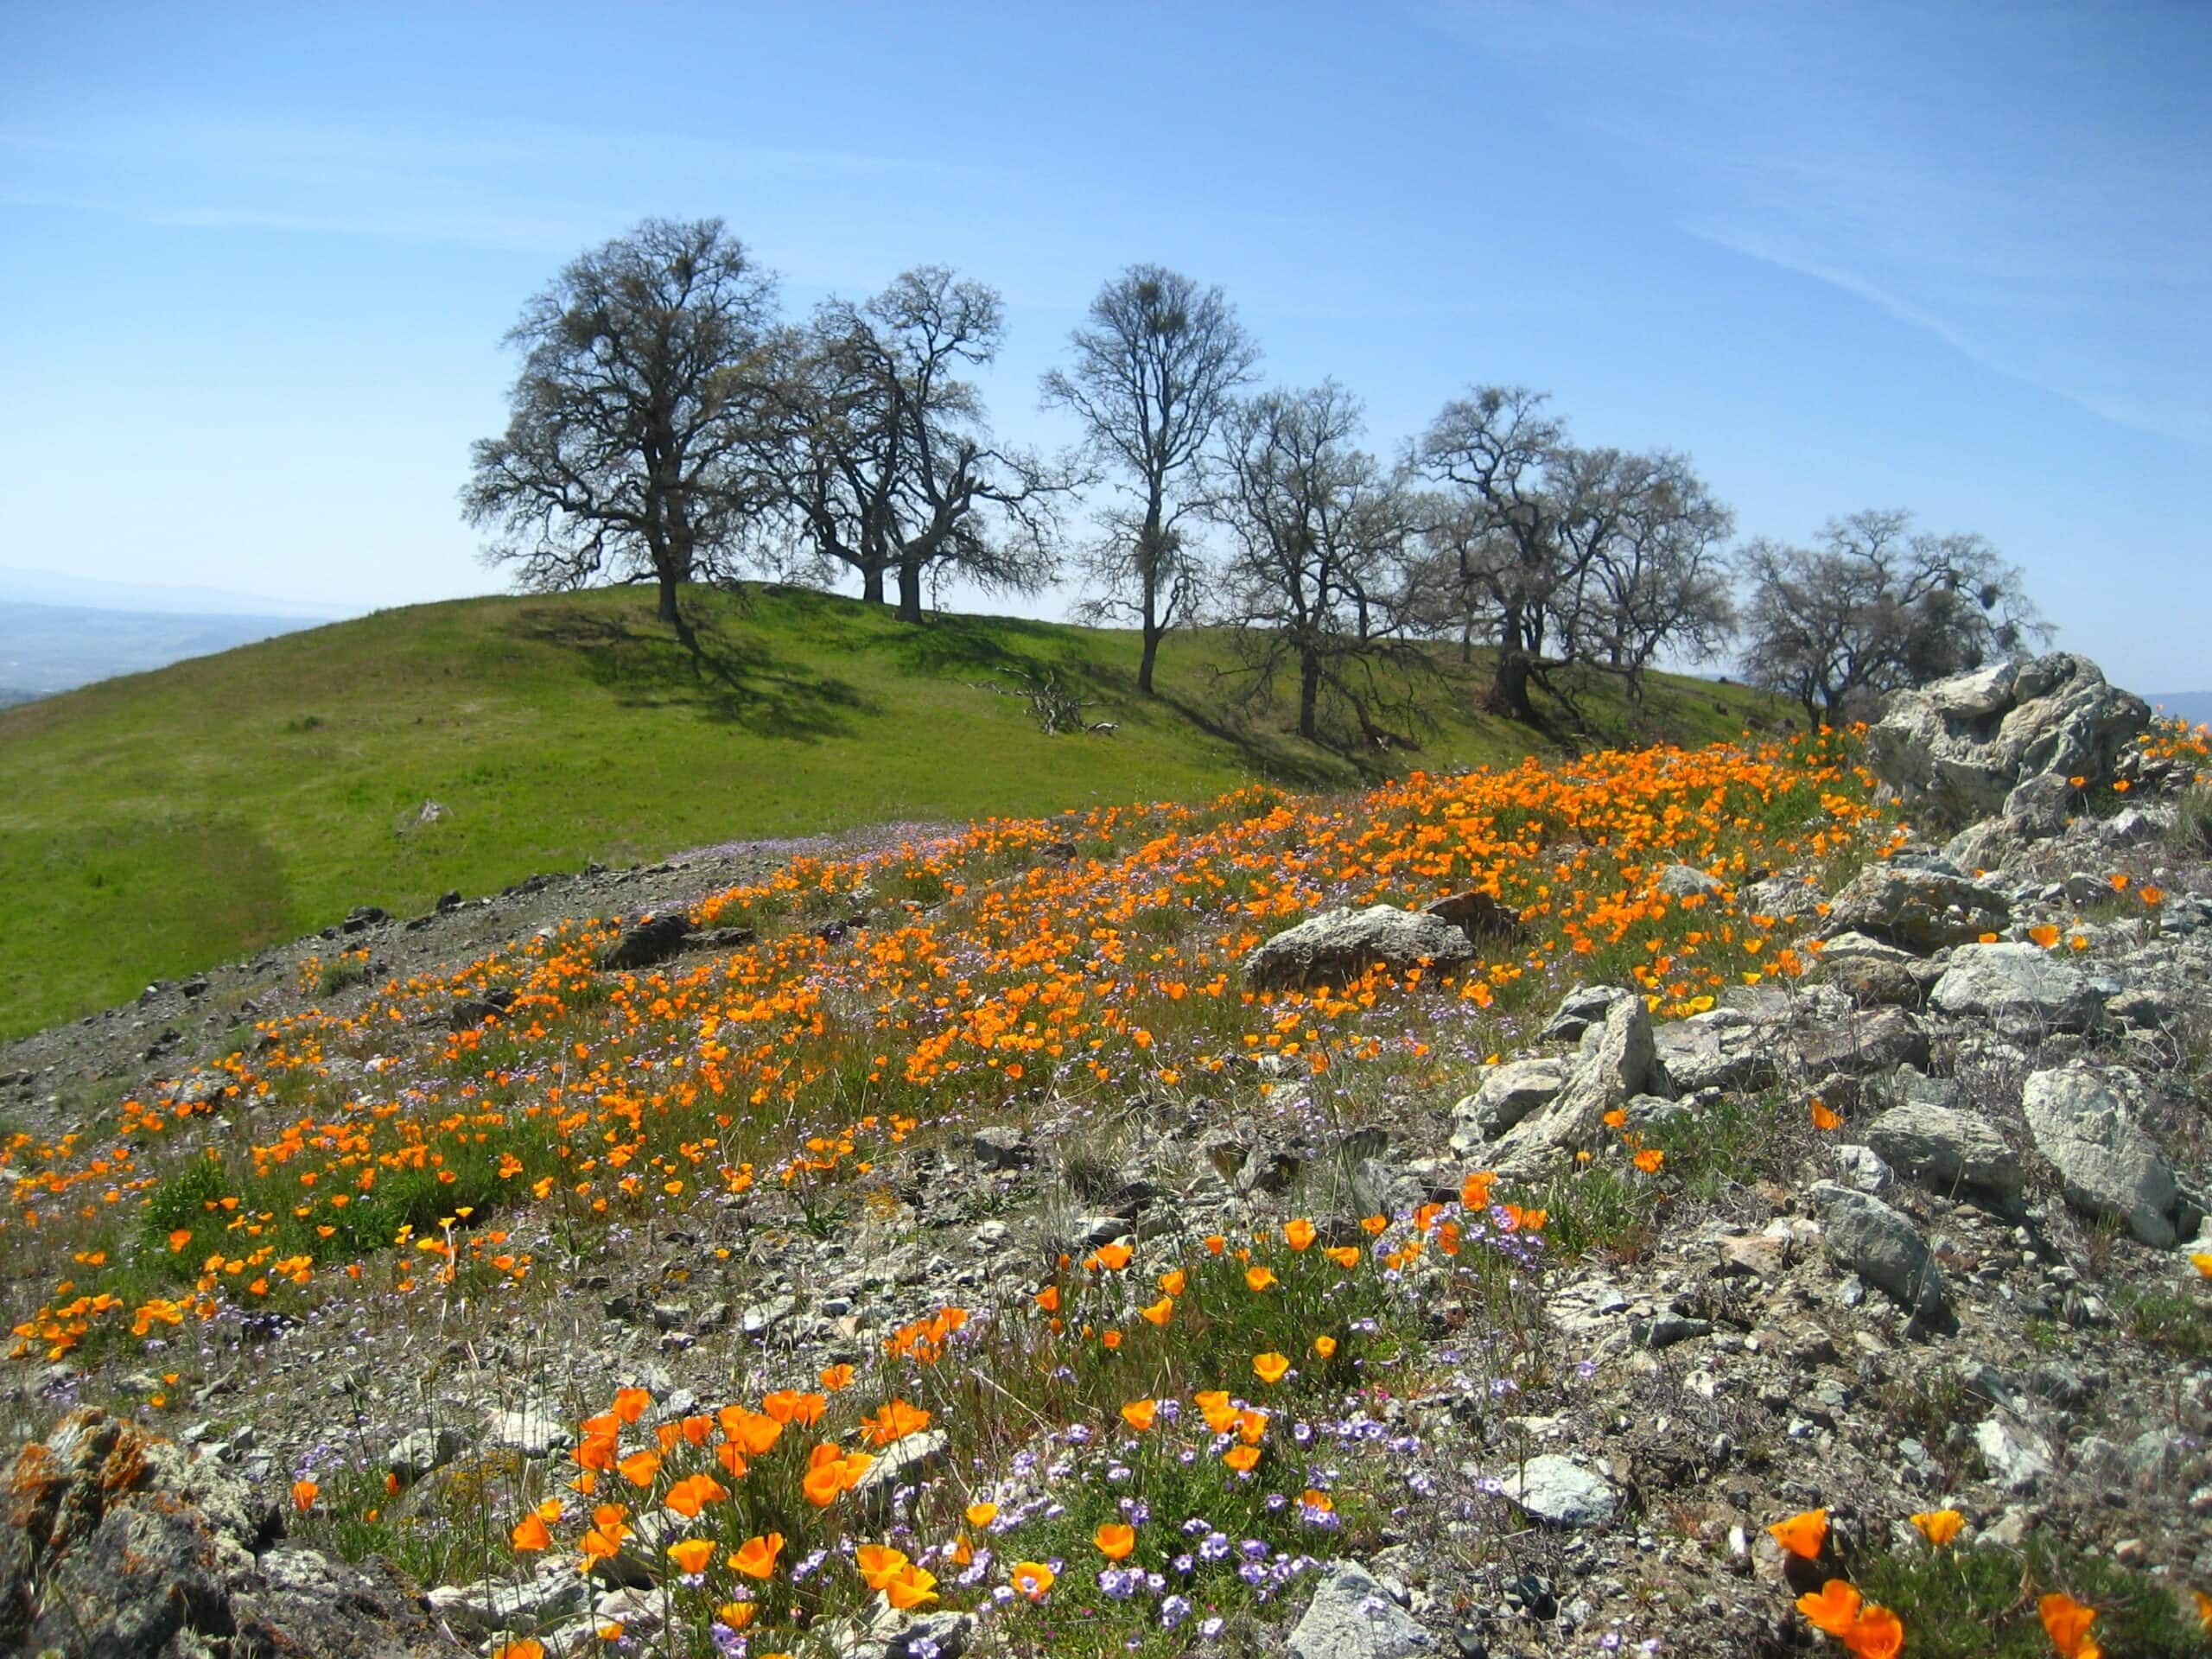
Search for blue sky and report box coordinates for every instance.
[3,0,2206,689]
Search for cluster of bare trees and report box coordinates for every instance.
[466,219,2046,738]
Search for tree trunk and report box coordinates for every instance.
[1493,647,1535,722]
[1138,626,1160,696]
[895,561,925,624]
[1135,501,1165,696]
[658,573,680,625]
[1298,647,1320,741]
[861,564,885,605]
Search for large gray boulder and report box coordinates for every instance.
[1929,944,2105,1040]
[0,1408,459,1657]
[1449,1057,1566,1148]
[1243,906,1476,991]
[1653,1006,1778,1092]
[2020,1066,2185,1246]
[1287,1559,1433,1659]
[1821,863,2011,954]
[1808,1180,1952,1326]
[1492,989,1673,1172]
[1863,1077,2024,1198]
[1866,653,2150,828]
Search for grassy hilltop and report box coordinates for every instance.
[0,583,1777,1036]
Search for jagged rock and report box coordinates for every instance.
[1942,815,2029,876]
[1653,1007,1777,1092]
[0,1408,456,1657]
[1866,652,2152,827]
[1421,888,1526,941]
[1656,863,1728,899]
[1807,1181,1950,1325]
[1974,1416,2056,1493]
[971,1126,1036,1170]
[487,1403,573,1457]
[1815,931,1927,1007]
[1863,1076,2024,1198]
[850,1429,948,1522]
[2020,1066,2184,1246]
[1742,873,1827,921]
[386,1425,471,1482]
[447,988,518,1030]
[1448,1058,1566,1147]
[425,1567,590,1635]
[1287,1558,1433,1658]
[1243,906,1475,990]
[2004,772,2075,839]
[1821,864,2011,953]
[1793,1007,1930,1077]
[1930,944,2105,1040]
[1541,984,1619,1042]
[597,913,695,971]
[1498,1455,1620,1528]
[1493,989,1671,1171]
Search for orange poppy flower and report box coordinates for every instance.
[290,1479,318,1513]
[1011,1560,1056,1599]
[1094,1522,1136,1560]
[819,1363,855,1391]
[715,1443,749,1480]
[1101,1329,1123,1350]
[1157,1269,1187,1296]
[1845,1605,1904,1659]
[2030,924,2061,949]
[1121,1399,1158,1432]
[1140,1296,1173,1325]
[1204,1233,1227,1255]
[884,1563,939,1610]
[1633,1148,1664,1173]
[1245,1267,1278,1292]
[966,1501,999,1528]
[858,1398,931,1446]
[855,1543,912,1591]
[1360,1214,1389,1236]
[730,1532,784,1580]
[1223,1444,1261,1472]
[1811,1099,1843,1130]
[1034,1284,1060,1313]
[720,1408,783,1455]
[2038,1593,2097,1659]
[1767,1508,1827,1560]
[1284,1218,1317,1251]
[492,1643,545,1659]
[1092,1241,1133,1271]
[1323,1245,1362,1268]
[667,1538,715,1576]
[612,1386,652,1425]
[1909,1509,1962,1548]
[1313,1334,1338,1357]
[512,1510,552,1551]
[1252,1351,1291,1384]
[1797,1579,1862,1637]
[617,1450,662,1488]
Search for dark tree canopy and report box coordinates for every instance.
[1211,383,1426,744]
[1737,509,2050,724]
[776,267,1071,622]
[1041,265,1258,693]
[463,218,783,630]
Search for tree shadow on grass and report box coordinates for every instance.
[512,607,872,741]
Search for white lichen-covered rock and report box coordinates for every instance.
[1808,1180,1950,1325]
[1497,1455,1620,1528]
[2020,1065,2183,1246]
[1929,943,2105,1040]
[1866,652,2150,825]
[1287,1559,1433,1659]
[1243,906,1476,990]
[1821,863,2010,953]
[1863,1073,2023,1197]
[1449,1057,1566,1147]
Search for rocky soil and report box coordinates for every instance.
[4,652,2210,1658]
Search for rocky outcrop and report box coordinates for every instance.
[2021,1065,2191,1246]
[1243,906,1477,990]
[1866,652,2150,829]
[0,1408,455,1657]
[1491,988,1674,1173]
[1929,943,2106,1040]
[1820,862,2011,953]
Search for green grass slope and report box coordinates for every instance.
[0,583,1779,1036]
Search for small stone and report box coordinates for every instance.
[1497,1455,1619,1527]
[1288,1558,1435,1659]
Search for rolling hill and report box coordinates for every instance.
[0,583,1783,1037]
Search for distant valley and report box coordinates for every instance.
[0,599,330,698]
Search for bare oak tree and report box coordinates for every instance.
[463,219,783,636]
[1041,265,1258,694]
[1211,383,1426,744]
[1738,509,2050,724]
[777,267,1071,623]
